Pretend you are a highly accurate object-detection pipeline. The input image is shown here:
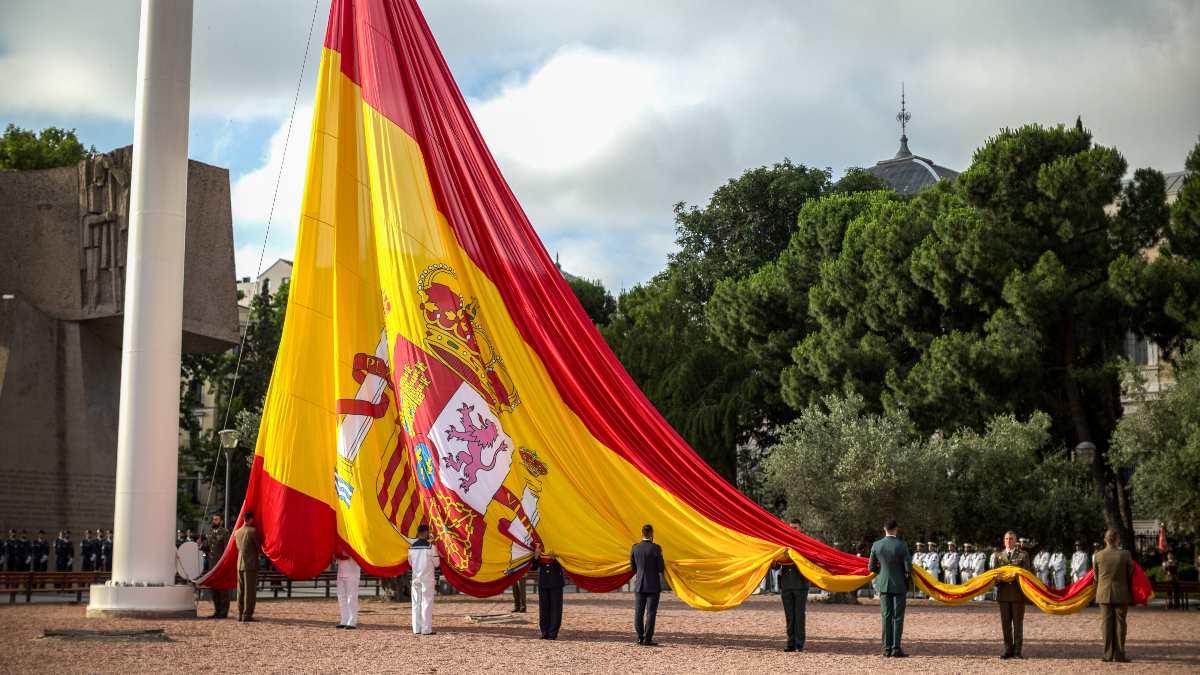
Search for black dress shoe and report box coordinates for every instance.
[336,624,346,629]
[643,640,659,647]
[636,639,644,645]
[784,646,796,652]
[891,650,907,658]
[344,625,357,630]
[1001,652,1013,659]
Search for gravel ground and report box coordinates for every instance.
[2,594,1196,673]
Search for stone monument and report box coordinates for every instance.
[0,146,238,546]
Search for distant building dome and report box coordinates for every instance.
[866,85,959,195]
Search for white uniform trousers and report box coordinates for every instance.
[336,558,360,627]
[411,576,436,634]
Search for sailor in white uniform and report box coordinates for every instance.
[925,541,941,583]
[336,553,361,629]
[1033,547,1052,587]
[941,542,960,585]
[407,524,441,635]
[1069,541,1090,585]
[1049,548,1066,589]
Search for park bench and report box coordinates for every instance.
[1,571,111,603]
[1151,580,1198,610]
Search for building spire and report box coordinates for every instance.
[895,82,912,159]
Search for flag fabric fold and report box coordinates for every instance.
[200,0,1149,615]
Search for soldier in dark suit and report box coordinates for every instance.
[995,530,1033,659]
[1,529,16,571]
[80,530,95,571]
[630,524,665,646]
[54,531,73,571]
[1093,529,1134,663]
[868,518,912,658]
[32,531,50,572]
[100,530,113,572]
[531,543,566,639]
[777,519,812,652]
[234,511,263,622]
[15,530,31,571]
[202,515,232,618]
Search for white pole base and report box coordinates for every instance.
[86,583,196,619]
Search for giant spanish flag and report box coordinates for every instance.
[203,0,1149,614]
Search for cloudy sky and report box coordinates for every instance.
[2,0,1197,291]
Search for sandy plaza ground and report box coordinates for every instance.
[1,592,1197,673]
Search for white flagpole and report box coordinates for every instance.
[88,0,196,617]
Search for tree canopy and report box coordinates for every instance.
[766,393,1102,549]
[713,122,1196,546]
[1112,341,1200,542]
[0,123,94,170]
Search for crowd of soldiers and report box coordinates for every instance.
[911,539,1100,594]
[0,528,113,572]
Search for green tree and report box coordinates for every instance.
[603,160,832,483]
[1112,342,1200,543]
[765,395,1101,549]
[565,275,617,325]
[1110,137,1200,348]
[178,280,290,522]
[943,412,1102,548]
[763,393,948,546]
[0,123,94,170]
[832,167,890,193]
[774,122,1177,546]
[708,189,903,412]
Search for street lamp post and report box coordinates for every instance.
[218,429,240,524]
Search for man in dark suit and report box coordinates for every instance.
[995,530,1033,658]
[630,523,665,646]
[868,518,912,658]
[1093,529,1134,663]
[532,543,566,639]
[777,519,812,652]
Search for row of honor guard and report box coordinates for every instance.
[914,540,1097,590]
[1,529,112,572]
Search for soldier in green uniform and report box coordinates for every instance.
[202,514,231,618]
[868,519,912,658]
[777,519,812,652]
[1093,529,1134,663]
[995,530,1033,659]
[234,511,263,622]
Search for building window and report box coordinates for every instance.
[1125,333,1156,366]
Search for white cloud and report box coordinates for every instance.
[0,0,329,122]
[9,0,1197,292]
[230,105,313,278]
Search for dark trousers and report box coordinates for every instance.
[512,580,527,612]
[212,588,231,617]
[634,592,660,643]
[237,569,257,619]
[999,599,1025,656]
[781,588,807,649]
[1100,603,1128,661]
[538,586,564,638]
[879,592,906,654]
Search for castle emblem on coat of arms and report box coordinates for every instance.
[417,264,519,414]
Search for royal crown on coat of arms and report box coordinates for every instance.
[417,264,519,413]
